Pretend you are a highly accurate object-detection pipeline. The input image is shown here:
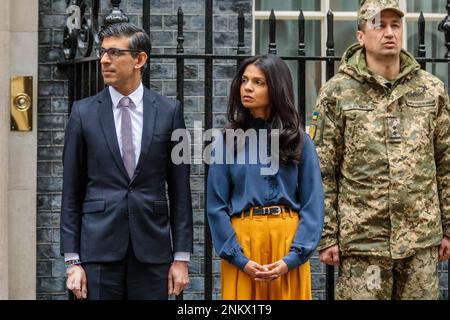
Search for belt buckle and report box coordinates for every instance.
[267,206,281,215]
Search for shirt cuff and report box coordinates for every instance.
[282,251,303,271]
[228,251,250,271]
[444,224,450,238]
[64,253,80,262]
[174,252,190,262]
[317,236,338,252]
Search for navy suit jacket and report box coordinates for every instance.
[60,87,193,264]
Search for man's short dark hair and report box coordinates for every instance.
[98,23,151,58]
[357,19,367,31]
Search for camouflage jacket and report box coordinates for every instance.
[312,43,450,259]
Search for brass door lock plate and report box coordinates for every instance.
[11,76,33,131]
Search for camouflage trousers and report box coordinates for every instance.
[335,246,440,300]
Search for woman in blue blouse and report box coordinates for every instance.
[207,54,324,300]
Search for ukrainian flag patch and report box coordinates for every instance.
[312,111,319,122]
[309,124,317,139]
[308,111,319,139]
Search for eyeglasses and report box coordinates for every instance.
[98,47,140,59]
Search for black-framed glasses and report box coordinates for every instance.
[97,47,140,59]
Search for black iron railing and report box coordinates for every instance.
[58,0,450,300]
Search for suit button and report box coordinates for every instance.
[129,187,134,193]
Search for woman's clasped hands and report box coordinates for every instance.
[243,259,289,282]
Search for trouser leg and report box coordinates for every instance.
[392,246,440,300]
[126,244,171,300]
[335,255,393,300]
[83,261,126,300]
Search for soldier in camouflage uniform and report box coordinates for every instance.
[312,0,450,299]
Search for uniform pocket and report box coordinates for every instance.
[342,105,376,153]
[403,99,435,147]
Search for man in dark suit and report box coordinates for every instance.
[60,22,193,300]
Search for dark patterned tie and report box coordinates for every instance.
[118,97,136,178]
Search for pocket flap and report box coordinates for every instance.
[154,200,169,215]
[153,133,171,142]
[82,200,105,213]
[406,99,436,108]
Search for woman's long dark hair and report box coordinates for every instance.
[227,54,305,165]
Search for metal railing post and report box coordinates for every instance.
[298,10,306,127]
[268,9,277,54]
[325,9,336,302]
[418,11,426,70]
[204,0,214,301]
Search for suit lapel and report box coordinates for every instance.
[130,88,157,183]
[97,88,130,179]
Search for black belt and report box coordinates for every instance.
[242,206,290,217]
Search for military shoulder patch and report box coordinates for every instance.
[308,111,320,139]
[312,111,319,122]
[308,124,317,139]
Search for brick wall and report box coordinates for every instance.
[38,0,68,300]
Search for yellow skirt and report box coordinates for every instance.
[221,209,312,300]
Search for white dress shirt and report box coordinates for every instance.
[65,83,190,263]
[109,84,143,165]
